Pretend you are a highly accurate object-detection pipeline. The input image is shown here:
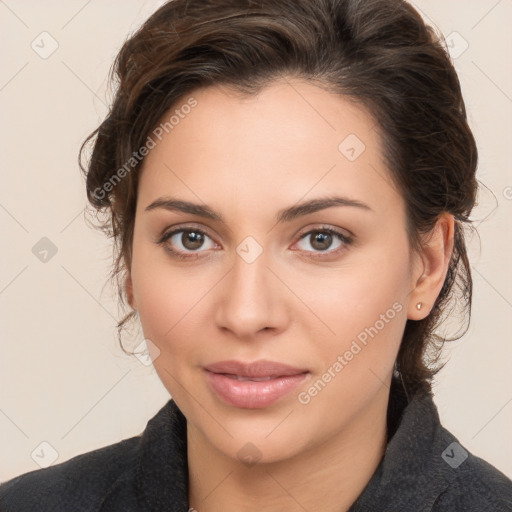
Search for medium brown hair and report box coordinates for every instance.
[80,0,478,398]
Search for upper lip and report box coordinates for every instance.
[204,359,308,378]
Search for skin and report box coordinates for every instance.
[125,78,454,512]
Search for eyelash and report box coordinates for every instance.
[156,225,353,261]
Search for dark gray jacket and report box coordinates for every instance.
[1,377,511,511]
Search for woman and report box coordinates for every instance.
[1,0,511,510]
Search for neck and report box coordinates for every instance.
[187,384,390,512]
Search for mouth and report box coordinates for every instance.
[203,359,310,409]
[204,359,308,378]
[219,374,284,381]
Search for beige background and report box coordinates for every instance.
[1,0,511,482]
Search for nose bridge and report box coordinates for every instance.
[214,240,284,336]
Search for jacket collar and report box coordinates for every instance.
[134,376,457,511]
[348,377,458,511]
[135,397,189,511]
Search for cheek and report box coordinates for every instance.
[134,271,204,349]
[130,241,221,368]
[294,271,408,420]
[302,239,411,371]
[132,258,207,399]
[130,239,186,345]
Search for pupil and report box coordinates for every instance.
[313,232,331,251]
[183,231,203,250]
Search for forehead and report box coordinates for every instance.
[137,79,402,220]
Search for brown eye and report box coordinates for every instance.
[295,227,353,258]
[309,232,333,251]
[158,227,217,259]
[178,230,206,250]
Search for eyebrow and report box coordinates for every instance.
[144,195,373,224]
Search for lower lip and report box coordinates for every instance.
[204,370,309,409]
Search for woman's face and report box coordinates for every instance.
[127,79,424,464]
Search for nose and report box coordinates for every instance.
[213,248,289,340]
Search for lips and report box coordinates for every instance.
[203,359,310,409]
[204,359,308,378]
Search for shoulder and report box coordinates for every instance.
[432,442,512,512]
[0,434,141,512]
[376,385,512,512]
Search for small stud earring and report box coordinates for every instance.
[416,302,423,310]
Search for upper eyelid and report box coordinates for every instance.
[160,223,216,241]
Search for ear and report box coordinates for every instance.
[124,270,137,311]
[407,213,455,320]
